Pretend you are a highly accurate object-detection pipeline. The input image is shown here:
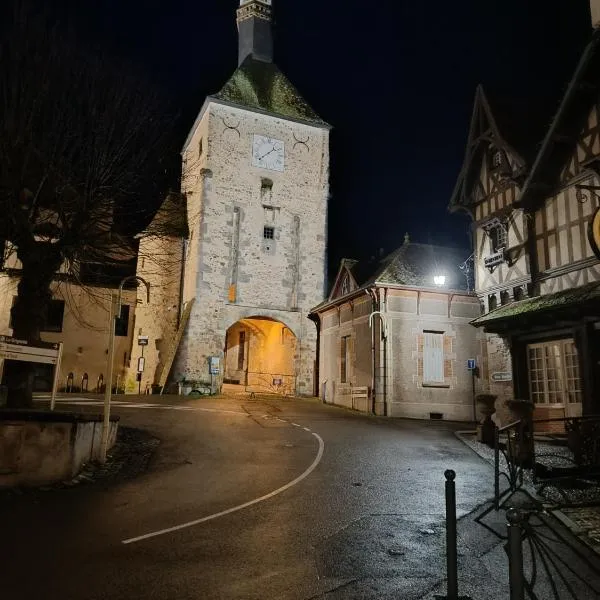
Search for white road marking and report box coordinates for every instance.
[121,431,325,545]
[303,427,311,432]
[291,423,301,427]
[37,398,248,416]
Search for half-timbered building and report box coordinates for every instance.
[310,238,483,420]
[450,3,600,422]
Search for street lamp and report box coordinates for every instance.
[100,275,150,463]
[433,275,446,286]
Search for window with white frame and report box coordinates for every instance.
[527,339,582,405]
[423,331,444,384]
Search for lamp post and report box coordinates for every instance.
[100,275,150,464]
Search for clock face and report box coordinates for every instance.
[252,135,285,172]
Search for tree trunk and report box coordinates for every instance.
[3,244,61,408]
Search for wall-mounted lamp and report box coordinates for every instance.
[433,275,446,286]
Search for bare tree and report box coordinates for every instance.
[0,2,179,407]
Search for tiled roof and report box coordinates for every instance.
[364,242,471,290]
[213,57,327,127]
[471,281,600,328]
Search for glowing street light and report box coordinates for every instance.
[433,275,446,286]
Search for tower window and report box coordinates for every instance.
[198,138,204,158]
[488,294,498,312]
[263,226,274,240]
[260,178,273,203]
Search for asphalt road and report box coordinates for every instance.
[0,394,494,600]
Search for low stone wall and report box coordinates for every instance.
[0,410,119,488]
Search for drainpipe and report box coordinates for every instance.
[382,287,388,416]
[366,289,377,414]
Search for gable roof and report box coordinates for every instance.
[518,29,600,211]
[315,241,472,312]
[213,56,329,128]
[448,86,552,214]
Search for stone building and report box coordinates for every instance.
[310,238,484,420]
[449,1,600,423]
[130,0,330,396]
[0,250,137,394]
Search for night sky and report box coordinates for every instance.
[17,0,594,274]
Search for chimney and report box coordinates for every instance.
[591,0,600,28]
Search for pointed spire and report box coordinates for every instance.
[404,232,410,245]
[237,0,274,65]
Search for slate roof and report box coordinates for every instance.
[213,56,328,127]
[364,242,471,290]
[140,192,189,239]
[471,281,600,329]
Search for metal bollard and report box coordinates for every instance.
[445,469,458,600]
[506,508,525,600]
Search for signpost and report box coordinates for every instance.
[0,335,63,409]
[467,358,477,421]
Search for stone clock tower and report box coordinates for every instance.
[172,0,330,395]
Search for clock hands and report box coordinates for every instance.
[259,145,279,161]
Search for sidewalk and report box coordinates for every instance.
[419,429,600,599]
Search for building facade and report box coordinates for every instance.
[310,240,484,420]
[0,252,137,394]
[449,2,600,423]
[131,0,330,396]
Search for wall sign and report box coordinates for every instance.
[467,359,476,370]
[588,207,600,260]
[491,372,512,382]
[209,356,220,375]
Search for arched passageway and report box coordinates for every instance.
[223,317,297,395]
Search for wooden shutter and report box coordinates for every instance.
[424,332,444,383]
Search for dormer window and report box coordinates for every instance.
[489,148,505,171]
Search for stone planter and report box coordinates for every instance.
[476,394,497,446]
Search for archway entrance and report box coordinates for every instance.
[223,317,297,395]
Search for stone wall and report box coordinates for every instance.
[0,411,119,488]
[317,289,485,421]
[128,235,183,393]
[174,101,329,394]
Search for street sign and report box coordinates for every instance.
[0,336,60,365]
[137,336,149,346]
[209,356,220,375]
[491,372,512,382]
[137,357,145,373]
[467,359,476,370]
[0,336,63,410]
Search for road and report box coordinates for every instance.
[0,394,493,600]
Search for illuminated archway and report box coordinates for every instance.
[223,316,297,395]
